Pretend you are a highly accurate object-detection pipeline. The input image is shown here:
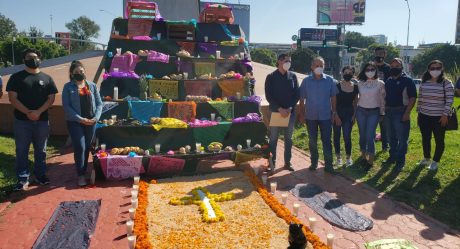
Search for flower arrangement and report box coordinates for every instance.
[133,181,152,249]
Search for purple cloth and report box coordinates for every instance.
[178,60,194,74]
[228,95,262,105]
[198,43,217,55]
[147,50,170,63]
[232,113,261,123]
[105,71,140,79]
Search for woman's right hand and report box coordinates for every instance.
[80,118,95,126]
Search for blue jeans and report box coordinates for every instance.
[333,108,354,156]
[269,112,296,164]
[355,107,380,156]
[67,121,96,176]
[385,107,410,164]
[14,119,50,182]
[306,119,333,169]
[380,120,388,150]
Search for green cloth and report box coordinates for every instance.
[192,122,232,147]
[194,62,216,76]
[365,239,418,249]
[209,101,234,120]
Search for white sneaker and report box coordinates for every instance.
[418,158,431,166]
[346,158,353,166]
[336,158,343,166]
[429,161,438,171]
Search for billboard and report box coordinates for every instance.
[299,28,338,41]
[200,2,251,42]
[317,0,365,25]
[55,32,71,50]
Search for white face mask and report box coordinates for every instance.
[314,67,324,75]
[365,71,376,79]
[429,70,441,78]
[282,62,291,71]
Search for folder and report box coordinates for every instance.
[269,112,290,127]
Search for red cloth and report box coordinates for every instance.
[184,80,213,97]
[147,156,185,175]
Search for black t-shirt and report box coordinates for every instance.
[6,70,58,121]
[336,83,358,111]
[377,63,391,82]
[80,94,94,119]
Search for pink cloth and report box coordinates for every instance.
[99,155,145,180]
[132,36,152,40]
[109,53,139,73]
[147,50,170,63]
[147,156,185,175]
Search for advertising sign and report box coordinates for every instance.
[317,0,365,25]
[299,28,338,41]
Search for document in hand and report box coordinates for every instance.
[269,112,290,127]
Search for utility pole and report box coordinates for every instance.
[50,14,53,35]
[11,36,16,65]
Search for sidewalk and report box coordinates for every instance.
[0,143,459,249]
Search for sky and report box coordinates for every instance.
[0,0,458,47]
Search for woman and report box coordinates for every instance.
[62,61,103,186]
[334,66,359,166]
[416,60,454,171]
[355,62,385,167]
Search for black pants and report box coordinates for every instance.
[418,113,446,162]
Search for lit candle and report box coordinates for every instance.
[327,233,334,248]
[196,143,201,152]
[246,139,251,148]
[155,144,161,153]
[113,87,118,100]
[131,199,138,209]
[133,176,140,185]
[127,235,136,249]
[126,220,134,235]
[100,144,106,151]
[236,92,241,100]
[129,208,136,220]
[261,172,268,185]
[281,193,288,205]
[270,182,277,194]
[308,217,317,232]
[293,203,300,217]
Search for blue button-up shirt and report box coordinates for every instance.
[300,73,338,120]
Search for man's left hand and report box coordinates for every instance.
[29,110,41,121]
[401,112,410,122]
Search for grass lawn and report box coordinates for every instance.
[0,134,65,202]
[291,98,460,231]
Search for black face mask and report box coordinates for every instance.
[343,74,353,81]
[72,73,86,81]
[24,58,40,69]
[389,67,402,76]
[374,56,384,63]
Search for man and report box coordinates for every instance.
[455,76,460,96]
[384,58,417,170]
[6,48,58,191]
[374,47,390,151]
[299,57,339,173]
[265,54,300,173]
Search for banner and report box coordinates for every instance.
[317,0,365,25]
[105,156,144,180]
[184,80,213,97]
[148,156,185,175]
[148,80,179,100]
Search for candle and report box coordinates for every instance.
[183,72,188,80]
[196,143,201,152]
[132,185,139,191]
[204,36,208,42]
[126,220,134,235]
[100,144,106,151]
[111,115,117,122]
[216,50,221,59]
[131,190,138,199]
[144,149,150,156]
[293,203,300,217]
[129,208,136,220]
[246,139,251,148]
[270,182,277,194]
[210,113,216,121]
[236,92,241,100]
[155,144,161,153]
[113,87,118,100]
[131,199,138,208]
[281,193,288,205]
[308,217,317,232]
[116,48,121,55]
[240,52,245,59]
[113,68,119,72]
[133,176,140,185]
[127,235,136,249]
[261,172,268,185]
[157,33,161,40]
[327,233,334,248]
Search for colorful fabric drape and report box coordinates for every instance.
[177,41,196,55]
[152,118,188,131]
[194,62,216,76]
[127,18,153,37]
[167,101,197,121]
[218,78,248,97]
[178,60,193,74]
[109,53,139,73]
[148,156,185,175]
[192,122,232,147]
[148,80,179,100]
[104,156,145,180]
[197,42,217,56]
[184,80,213,97]
[208,101,234,120]
[147,50,170,63]
[128,101,164,124]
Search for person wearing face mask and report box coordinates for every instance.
[355,62,386,168]
[384,58,417,171]
[62,60,103,186]
[333,66,359,167]
[416,60,454,171]
[6,48,58,191]
[374,47,391,152]
[298,57,339,173]
[264,54,300,173]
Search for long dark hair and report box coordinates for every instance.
[357,62,378,81]
[421,60,446,83]
[69,60,84,80]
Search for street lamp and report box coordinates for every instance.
[405,0,410,47]
[11,36,16,65]
[99,9,117,17]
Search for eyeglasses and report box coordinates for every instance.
[365,68,376,72]
[429,67,442,71]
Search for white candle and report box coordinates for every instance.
[261,172,268,185]
[144,149,150,156]
[111,115,117,122]
[204,36,208,42]
[126,220,134,235]
[240,52,245,59]
[100,144,106,151]
[157,33,161,40]
[131,199,138,208]
[236,92,241,100]
[183,72,188,79]
[113,87,118,100]
[113,67,119,72]
[116,48,121,55]
[196,143,201,152]
[246,139,251,148]
[308,217,317,232]
[327,233,334,248]
[127,235,136,249]
[281,193,288,205]
[133,176,140,185]
[155,144,161,153]
[293,203,300,217]
[131,190,138,199]
[216,50,221,58]
[132,185,139,191]
[129,208,136,220]
[270,182,277,194]
[210,113,216,121]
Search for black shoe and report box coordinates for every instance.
[308,165,317,171]
[284,163,295,171]
[35,175,50,185]
[324,167,337,174]
[395,162,405,171]
[13,180,29,191]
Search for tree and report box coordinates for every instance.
[356,43,400,69]
[411,44,460,77]
[290,48,317,74]
[344,31,377,52]
[250,48,277,66]
[28,26,44,37]
[65,16,100,52]
[0,13,17,40]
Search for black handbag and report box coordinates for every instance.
[443,81,458,130]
